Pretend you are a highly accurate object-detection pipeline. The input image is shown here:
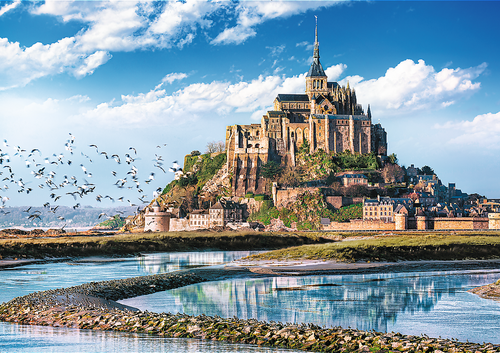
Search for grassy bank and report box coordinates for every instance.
[0,231,332,259]
[247,234,500,262]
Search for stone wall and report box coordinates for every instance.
[432,217,488,230]
[275,187,320,209]
[488,213,500,230]
[323,219,395,231]
[323,216,492,231]
[169,218,191,232]
[325,196,363,209]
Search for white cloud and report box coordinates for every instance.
[0,0,20,17]
[435,111,500,149]
[344,59,486,114]
[1,0,337,88]
[211,1,332,45]
[79,63,346,126]
[296,41,313,51]
[162,72,188,85]
[0,37,112,90]
[267,44,286,57]
[325,64,347,81]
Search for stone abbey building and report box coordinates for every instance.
[226,22,387,196]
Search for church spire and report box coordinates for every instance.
[313,15,319,59]
[306,16,326,78]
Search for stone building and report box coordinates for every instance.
[144,200,170,232]
[226,21,387,196]
[363,197,413,222]
[187,199,244,229]
[339,173,368,187]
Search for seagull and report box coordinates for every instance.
[111,154,121,164]
[28,214,41,221]
[80,164,87,174]
[129,147,137,155]
[89,144,99,153]
[98,212,108,219]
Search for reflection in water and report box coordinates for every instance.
[120,270,500,344]
[137,251,260,274]
[0,322,301,353]
[0,251,260,305]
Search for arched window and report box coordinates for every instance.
[255,143,260,148]
[256,130,260,136]
[291,132,294,138]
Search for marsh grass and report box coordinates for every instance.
[0,231,331,259]
[246,233,500,262]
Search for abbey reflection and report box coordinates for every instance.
[169,274,444,332]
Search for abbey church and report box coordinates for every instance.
[225,22,388,196]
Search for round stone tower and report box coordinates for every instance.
[144,200,170,232]
[394,213,407,231]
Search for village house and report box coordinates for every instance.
[363,197,413,222]
[338,173,368,187]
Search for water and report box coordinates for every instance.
[119,269,500,344]
[0,251,301,352]
[1,252,500,351]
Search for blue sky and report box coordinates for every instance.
[1,0,499,208]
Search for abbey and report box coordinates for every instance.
[226,22,387,196]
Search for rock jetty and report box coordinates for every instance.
[1,269,499,352]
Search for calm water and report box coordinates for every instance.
[1,251,301,352]
[119,269,500,344]
[1,252,500,351]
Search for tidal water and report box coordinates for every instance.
[1,251,500,351]
[119,267,500,345]
[1,251,301,352]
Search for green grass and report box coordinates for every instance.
[246,234,500,262]
[0,231,332,259]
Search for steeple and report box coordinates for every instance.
[313,15,320,60]
[306,16,326,78]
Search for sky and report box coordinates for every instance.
[0,0,499,209]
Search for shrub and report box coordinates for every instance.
[245,193,255,198]
[254,194,267,201]
[162,180,177,195]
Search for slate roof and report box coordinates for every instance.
[307,58,326,77]
[342,174,367,179]
[276,94,309,102]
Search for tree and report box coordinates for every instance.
[420,165,435,176]
[191,150,201,156]
[382,164,405,184]
[259,161,284,181]
[343,184,370,197]
[388,153,398,165]
[205,140,225,154]
[278,166,301,188]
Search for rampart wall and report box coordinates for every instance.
[323,219,395,231]
[323,216,492,231]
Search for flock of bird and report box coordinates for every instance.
[0,133,181,224]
